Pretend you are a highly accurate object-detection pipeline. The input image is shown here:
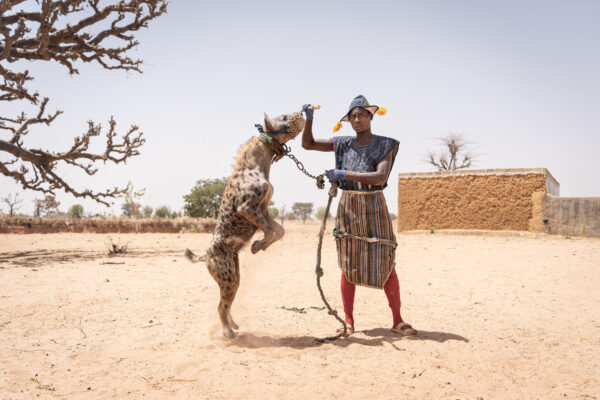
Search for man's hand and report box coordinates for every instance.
[325,169,346,182]
[302,104,314,120]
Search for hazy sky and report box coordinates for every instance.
[1,0,599,216]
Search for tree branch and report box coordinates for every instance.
[0,0,167,205]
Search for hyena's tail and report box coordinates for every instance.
[185,248,207,263]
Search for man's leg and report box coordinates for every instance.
[340,272,356,327]
[383,268,402,327]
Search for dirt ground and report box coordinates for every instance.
[1,222,599,399]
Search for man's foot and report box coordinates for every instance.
[391,321,417,336]
[336,324,354,335]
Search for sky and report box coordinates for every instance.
[1,0,599,217]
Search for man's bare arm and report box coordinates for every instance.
[302,120,334,152]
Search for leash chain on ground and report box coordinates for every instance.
[279,149,344,342]
[314,183,347,344]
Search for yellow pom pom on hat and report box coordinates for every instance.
[333,95,386,131]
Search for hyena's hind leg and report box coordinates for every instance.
[226,253,241,330]
[206,250,240,338]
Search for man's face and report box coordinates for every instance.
[349,107,372,134]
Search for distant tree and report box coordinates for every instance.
[2,193,23,217]
[268,201,279,218]
[39,195,60,217]
[315,206,331,221]
[426,133,477,171]
[279,205,286,226]
[32,198,42,217]
[154,205,171,218]
[269,207,279,218]
[142,205,154,219]
[292,202,313,223]
[170,210,181,219]
[0,1,167,205]
[121,202,141,218]
[119,183,145,219]
[285,212,296,220]
[183,178,228,218]
[68,204,84,219]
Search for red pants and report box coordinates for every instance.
[340,268,403,328]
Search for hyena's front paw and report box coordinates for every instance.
[251,240,263,254]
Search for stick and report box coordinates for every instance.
[75,315,87,338]
[142,322,162,328]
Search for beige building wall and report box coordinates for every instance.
[538,194,600,237]
[397,168,559,231]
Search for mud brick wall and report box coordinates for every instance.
[397,169,559,231]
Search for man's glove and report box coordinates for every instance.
[325,169,346,182]
[302,104,314,121]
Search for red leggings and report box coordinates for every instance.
[340,268,403,328]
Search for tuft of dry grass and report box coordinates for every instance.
[105,236,130,255]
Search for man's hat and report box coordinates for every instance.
[333,95,387,132]
[340,95,380,122]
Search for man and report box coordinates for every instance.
[301,95,416,336]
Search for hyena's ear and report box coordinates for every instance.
[263,113,275,132]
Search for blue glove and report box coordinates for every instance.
[302,104,314,120]
[325,169,346,182]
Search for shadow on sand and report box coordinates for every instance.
[226,328,469,350]
[0,248,187,268]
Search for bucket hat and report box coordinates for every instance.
[333,95,387,132]
[340,95,380,122]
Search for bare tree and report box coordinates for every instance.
[0,0,168,206]
[119,181,145,219]
[2,192,22,216]
[426,133,477,171]
[38,194,60,216]
[32,197,41,217]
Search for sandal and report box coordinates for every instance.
[336,324,354,335]
[391,321,417,336]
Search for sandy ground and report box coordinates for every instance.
[1,222,599,399]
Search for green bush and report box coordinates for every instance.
[155,205,171,218]
[68,204,84,219]
[183,177,228,218]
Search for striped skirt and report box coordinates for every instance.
[334,190,397,289]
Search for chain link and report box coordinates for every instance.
[283,146,325,189]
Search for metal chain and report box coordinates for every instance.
[283,147,325,189]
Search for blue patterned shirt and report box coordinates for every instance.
[332,135,399,191]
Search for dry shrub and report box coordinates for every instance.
[105,236,129,255]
